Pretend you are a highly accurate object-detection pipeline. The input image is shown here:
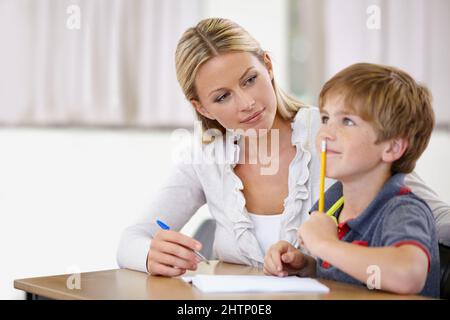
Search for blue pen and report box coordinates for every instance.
[156,219,210,264]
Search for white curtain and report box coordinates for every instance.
[0,0,200,127]
[290,0,450,126]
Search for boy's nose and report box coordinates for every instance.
[319,126,336,141]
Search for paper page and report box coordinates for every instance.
[180,276,194,283]
[187,275,330,293]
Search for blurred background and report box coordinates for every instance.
[0,0,449,299]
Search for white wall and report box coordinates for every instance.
[415,131,450,201]
[0,128,209,299]
[202,0,289,89]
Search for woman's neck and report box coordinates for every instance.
[241,113,292,163]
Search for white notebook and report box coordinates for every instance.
[181,275,330,294]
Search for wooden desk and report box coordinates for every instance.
[14,261,430,300]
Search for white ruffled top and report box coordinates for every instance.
[248,212,283,255]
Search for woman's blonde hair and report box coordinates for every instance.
[175,18,304,138]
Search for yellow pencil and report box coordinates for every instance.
[319,139,327,212]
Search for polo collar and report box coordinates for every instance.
[328,173,407,235]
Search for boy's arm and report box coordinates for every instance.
[314,240,429,294]
[299,211,430,295]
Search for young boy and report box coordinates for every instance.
[263,63,439,297]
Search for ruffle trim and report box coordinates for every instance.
[279,108,316,246]
[224,131,265,267]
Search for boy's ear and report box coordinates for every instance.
[262,52,274,80]
[381,138,409,163]
[190,99,216,120]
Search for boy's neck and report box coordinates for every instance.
[340,166,392,221]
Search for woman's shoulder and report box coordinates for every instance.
[172,132,237,170]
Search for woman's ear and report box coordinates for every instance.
[190,99,216,120]
[381,138,409,163]
[262,52,274,80]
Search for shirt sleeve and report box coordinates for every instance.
[380,197,435,267]
[116,160,206,273]
[405,171,450,246]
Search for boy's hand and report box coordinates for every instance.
[298,211,339,257]
[263,240,310,277]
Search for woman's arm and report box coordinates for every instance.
[405,171,450,245]
[116,161,206,273]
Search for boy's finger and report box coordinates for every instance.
[265,255,278,274]
[271,250,283,272]
[291,251,306,268]
[281,252,293,264]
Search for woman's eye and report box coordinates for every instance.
[215,92,230,103]
[244,75,257,86]
[321,116,329,124]
[343,117,355,126]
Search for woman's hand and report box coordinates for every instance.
[147,230,203,277]
[263,240,315,277]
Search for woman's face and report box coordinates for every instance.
[191,51,278,133]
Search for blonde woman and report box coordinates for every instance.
[117,18,450,277]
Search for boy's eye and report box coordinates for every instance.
[215,92,230,103]
[343,117,355,126]
[243,75,257,86]
[321,115,329,124]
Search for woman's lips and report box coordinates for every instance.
[241,108,265,124]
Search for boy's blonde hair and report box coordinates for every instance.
[175,18,304,138]
[318,63,435,174]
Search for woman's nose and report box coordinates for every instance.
[237,90,255,111]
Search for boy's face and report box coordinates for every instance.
[317,93,390,182]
